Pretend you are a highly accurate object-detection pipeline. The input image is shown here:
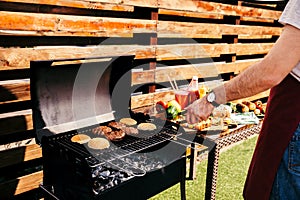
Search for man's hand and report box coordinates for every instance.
[186,97,214,124]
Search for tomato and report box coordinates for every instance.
[156,100,168,112]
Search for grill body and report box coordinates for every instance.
[30,56,187,199]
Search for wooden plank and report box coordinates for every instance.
[0,144,41,169]
[0,170,43,197]
[159,8,277,23]
[157,21,282,38]
[0,11,156,37]
[238,35,273,39]
[159,8,224,19]
[0,45,155,70]
[0,43,265,70]
[240,16,274,23]
[0,80,30,104]
[0,0,134,12]
[132,59,262,85]
[130,86,269,109]
[0,110,32,136]
[156,43,273,61]
[131,91,174,109]
[86,0,158,8]
[158,0,282,20]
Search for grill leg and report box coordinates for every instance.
[180,162,186,200]
[188,142,197,180]
[205,145,219,200]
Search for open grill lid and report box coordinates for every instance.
[30,55,135,143]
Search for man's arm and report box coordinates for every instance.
[186,24,300,123]
[214,24,300,104]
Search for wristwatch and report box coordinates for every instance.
[206,91,219,107]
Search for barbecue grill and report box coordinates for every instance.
[30,55,191,200]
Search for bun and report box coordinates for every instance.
[71,134,91,144]
[88,138,110,150]
[120,118,137,126]
[137,123,157,131]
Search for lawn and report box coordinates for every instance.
[150,135,258,200]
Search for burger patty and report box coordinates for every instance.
[123,126,139,135]
[92,121,139,141]
[104,129,126,141]
[108,121,126,129]
[92,126,112,136]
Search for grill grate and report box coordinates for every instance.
[48,124,181,173]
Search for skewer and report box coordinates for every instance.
[173,78,179,90]
[167,75,176,91]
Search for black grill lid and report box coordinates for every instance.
[30,55,135,143]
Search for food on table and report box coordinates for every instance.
[88,138,110,150]
[166,100,182,120]
[71,134,91,144]
[254,108,261,115]
[226,102,237,113]
[254,100,265,114]
[181,117,211,131]
[155,100,168,113]
[242,101,256,111]
[195,118,212,131]
[223,117,232,125]
[236,103,249,113]
[212,104,232,118]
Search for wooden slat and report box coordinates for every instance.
[0,0,134,12]
[238,35,273,39]
[131,87,270,109]
[0,110,32,135]
[157,21,282,38]
[0,144,41,169]
[0,11,156,37]
[240,16,274,23]
[0,44,267,70]
[0,45,155,70]
[131,90,174,109]
[156,43,273,61]
[0,170,43,197]
[158,0,282,20]
[159,8,277,23]
[86,0,158,8]
[132,58,261,85]
[159,8,224,19]
[0,80,30,104]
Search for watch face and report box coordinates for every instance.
[207,92,216,103]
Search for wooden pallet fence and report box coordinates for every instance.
[0,0,286,198]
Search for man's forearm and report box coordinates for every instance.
[213,24,300,104]
[219,61,275,103]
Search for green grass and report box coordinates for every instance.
[150,135,258,200]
